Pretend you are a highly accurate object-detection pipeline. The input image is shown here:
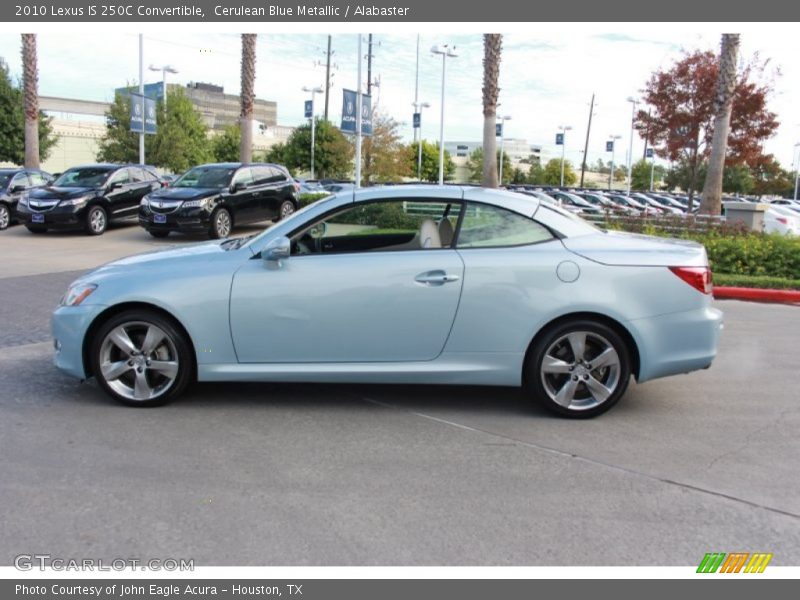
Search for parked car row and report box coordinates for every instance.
[5,162,299,238]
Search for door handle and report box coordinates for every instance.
[414,270,460,286]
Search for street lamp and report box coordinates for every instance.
[148,64,178,112]
[558,125,573,187]
[625,96,638,194]
[431,44,457,186]
[793,142,800,201]
[497,115,511,186]
[414,101,431,181]
[608,134,622,190]
[302,85,324,179]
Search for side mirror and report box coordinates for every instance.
[108,182,122,191]
[232,182,248,193]
[262,236,291,266]
[10,185,26,194]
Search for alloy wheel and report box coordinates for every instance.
[0,205,9,230]
[215,210,231,237]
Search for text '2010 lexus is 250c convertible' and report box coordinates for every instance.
[52,186,723,418]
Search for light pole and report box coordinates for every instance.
[302,86,324,179]
[415,101,430,181]
[431,44,457,186]
[355,34,363,189]
[148,63,178,113]
[138,34,144,165]
[497,115,511,186]
[558,125,572,187]
[793,142,800,201]
[608,135,622,190]
[625,96,638,194]
[649,152,656,192]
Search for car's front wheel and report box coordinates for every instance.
[278,200,295,221]
[90,310,193,407]
[85,205,108,236]
[525,320,631,418]
[0,203,10,230]
[209,207,232,239]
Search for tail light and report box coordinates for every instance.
[669,266,713,295]
[293,181,301,193]
[776,217,788,225]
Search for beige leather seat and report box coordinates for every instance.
[438,218,454,247]
[418,219,442,249]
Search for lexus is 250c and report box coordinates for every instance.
[52,186,723,418]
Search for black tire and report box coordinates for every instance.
[277,200,296,221]
[149,230,170,238]
[0,203,10,230]
[524,319,631,418]
[90,309,193,407]
[84,205,108,236]
[208,207,232,239]
[26,225,47,234]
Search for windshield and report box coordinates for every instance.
[0,173,13,189]
[54,167,113,188]
[173,166,236,188]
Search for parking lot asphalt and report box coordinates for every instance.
[0,223,798,566]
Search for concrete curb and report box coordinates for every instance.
[714,286,800,305]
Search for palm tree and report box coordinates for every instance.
[699,34,740,215]
[239,34,257,164]
[21,34,40,168]
[482,34,502,188]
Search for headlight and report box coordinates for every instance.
[140,194,151,207]
[59,195,92,207]
[181,198,207,208]
[18,194,29,207]
[60,283,97,307]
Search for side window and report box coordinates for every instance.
[456,202,554,248]
[269,167,287,182]
[11,172,31,189]
[129,168,145,183]
[28,171,47,186]
[291,200,462,255]
[232,168,254,187]
[251,167,272,185]
[108,169,130,185]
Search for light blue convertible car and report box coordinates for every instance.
[52,186,723,417]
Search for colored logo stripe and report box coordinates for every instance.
[744,553,773,573]
[697,552,773,573]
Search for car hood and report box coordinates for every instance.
[30,186,100,200]
[149,187,222,201]
[562,231,707,267]
[83,240,249,282]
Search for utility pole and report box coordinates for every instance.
[367,34,373,96]
[323,35,332,121]
[579,93,595,188]
[138,34,145,165]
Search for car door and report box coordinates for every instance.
[8,172,31,200]
[249,166,278,221]
[228,167,259,223]
[104,168,134,216]
[229,195,466,363]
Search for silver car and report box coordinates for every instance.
[52,186,723,418]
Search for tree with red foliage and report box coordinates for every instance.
[637,50,779,209]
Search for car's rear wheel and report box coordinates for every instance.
[90,310,193,407]
[278,200,295,221]
[525,319,631,418]
[0,204,10,230]
[26,225,47,234]
[149,230,170,238]
[85,205,107,236]
[209,207,232,239]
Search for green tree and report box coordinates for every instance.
[540,158,577,186]
[509,167,527,184]
[361,111,411,184]
[271,118,353,179]
[149,88,211,173]
[96,91,148,164]
[722,164,754,195]
[0,58,56,165]
[465,146,511,184]
[211,124,241,162]
[408,140,455,182]
[631,159,653,190]
[527,161,544,184]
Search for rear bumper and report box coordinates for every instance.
[631,305,723,383]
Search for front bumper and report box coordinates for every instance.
[139,205,212,233]
[17,203,84,229]
[51,304,107,379]
[631,305,724,383]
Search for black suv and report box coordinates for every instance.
[139,162,298,239]
[0,168,53,230]
[17,164,162,235]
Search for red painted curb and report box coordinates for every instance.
[713,286,800,304]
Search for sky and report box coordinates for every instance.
[0,29,798,170]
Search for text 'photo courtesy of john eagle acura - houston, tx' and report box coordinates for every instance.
[51,185,722,418]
